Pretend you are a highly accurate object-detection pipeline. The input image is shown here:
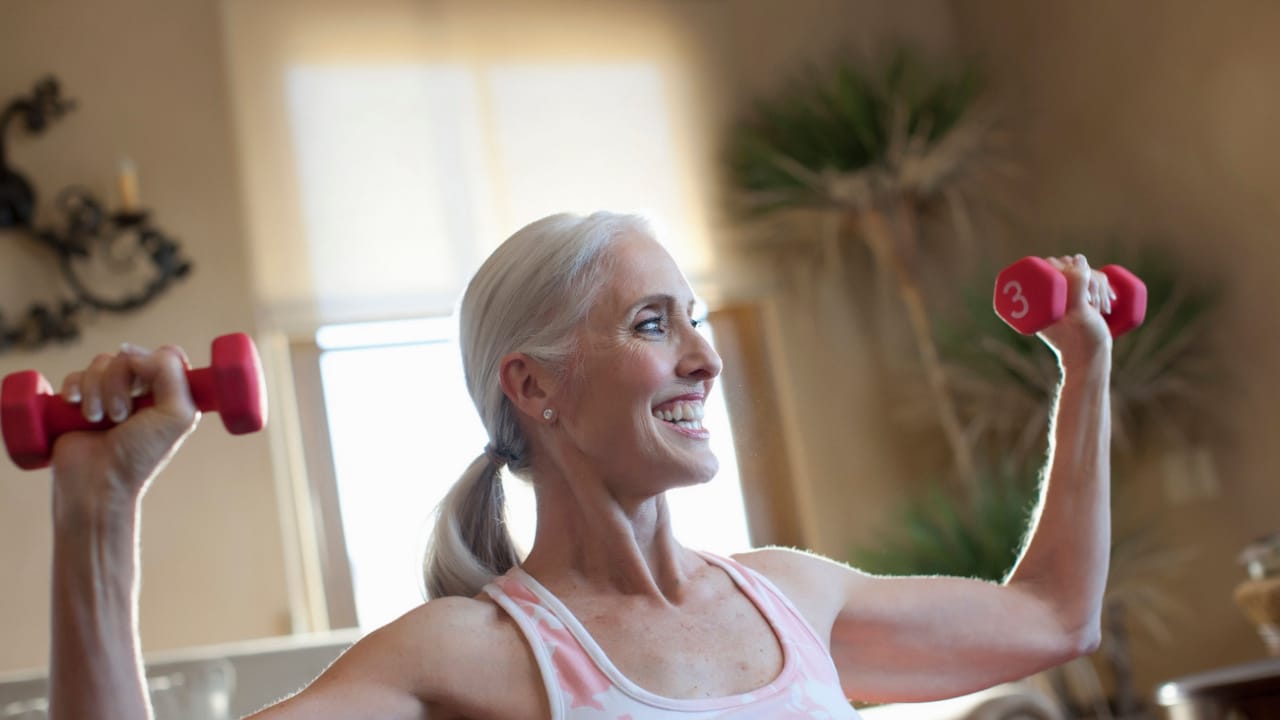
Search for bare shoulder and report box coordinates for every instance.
[385,594,511,655]
[731,547,865,644]
[274,595,546,720]
[381,595,547,716]
[733,545,864,590]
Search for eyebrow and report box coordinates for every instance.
[629,294,701,315]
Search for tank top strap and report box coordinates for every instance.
[482,575,570,718]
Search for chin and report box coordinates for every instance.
[670,453,719,487]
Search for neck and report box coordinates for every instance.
[519,464,699,603]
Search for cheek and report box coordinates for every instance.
[616,343,672,400]
[576,344,670,425]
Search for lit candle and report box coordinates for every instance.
[117,157,140,212]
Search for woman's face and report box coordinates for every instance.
[554,230,723,497]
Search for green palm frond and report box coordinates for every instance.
[726,50,985,214]
[851,460,1038,582]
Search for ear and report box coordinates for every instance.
[498,351,555,421]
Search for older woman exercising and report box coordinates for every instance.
[46,212,1114,719]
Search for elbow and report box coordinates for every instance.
[1061,622,1102,660]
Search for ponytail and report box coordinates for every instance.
[422,454,519,599]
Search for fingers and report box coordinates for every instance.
[59,372,83,404]
[1046,253,1114,315]
[67,343,194,425]
[102,345,150,422]
[78,352,116,423]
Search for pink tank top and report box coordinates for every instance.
[482,552,862,719]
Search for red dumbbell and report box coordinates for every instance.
[1,333,267,471]
[993,256,1148,337]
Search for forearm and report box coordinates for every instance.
[1007,351,1112,640]
[49,488,152,720]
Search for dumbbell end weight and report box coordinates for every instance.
[993,256,1067,335]
[1099,264,1148,337]
[201,332,268,435]
[2,371,57,471]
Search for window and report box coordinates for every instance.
[315,317,750,632]
[253,39,729,630]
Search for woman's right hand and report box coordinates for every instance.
[50,343,202,514]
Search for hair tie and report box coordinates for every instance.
[483,443,515,468]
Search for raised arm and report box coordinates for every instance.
[739,254,1114,704]
[48,345,199,719]
[43,344,536,720]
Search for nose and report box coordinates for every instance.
[676,322,722,382]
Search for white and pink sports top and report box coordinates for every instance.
[482,552,862,719]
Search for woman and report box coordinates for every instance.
[47,212,1114,719]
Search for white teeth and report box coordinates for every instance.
[653,400,705,429]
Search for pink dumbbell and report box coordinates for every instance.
[993,256,1148,337]
[1,333,267,471]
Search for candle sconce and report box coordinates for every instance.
[0,76,192,354]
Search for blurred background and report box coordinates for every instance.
[2,1,1278,718]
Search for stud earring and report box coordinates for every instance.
[543,408,554,421]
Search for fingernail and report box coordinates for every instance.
[85,399,103,423]
[67,383,82,403]
[120,342,148,355]
[109,398,128,423]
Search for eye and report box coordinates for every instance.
[635,314,666,335]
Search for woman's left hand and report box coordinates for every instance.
[1035,254,1114,365]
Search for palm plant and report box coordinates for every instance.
[727,50,1006,489]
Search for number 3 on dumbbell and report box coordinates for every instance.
[993,256,1147,337]
[1001,280,1031,320]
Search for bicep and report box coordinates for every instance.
[242,596,545,720]
[831,574,1086,703]
[243,624,433,720]
[738,549,1089,704]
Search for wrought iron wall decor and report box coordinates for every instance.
[0,76,192,354]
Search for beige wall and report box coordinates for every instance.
[952,0,1280,696]
[0,0,290,672]
[4,0,1263,705]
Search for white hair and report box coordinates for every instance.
[422,211,653,599]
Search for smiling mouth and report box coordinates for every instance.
[652,399,706,432]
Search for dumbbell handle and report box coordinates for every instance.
[24,366,232,436]
[2,333,266,470]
